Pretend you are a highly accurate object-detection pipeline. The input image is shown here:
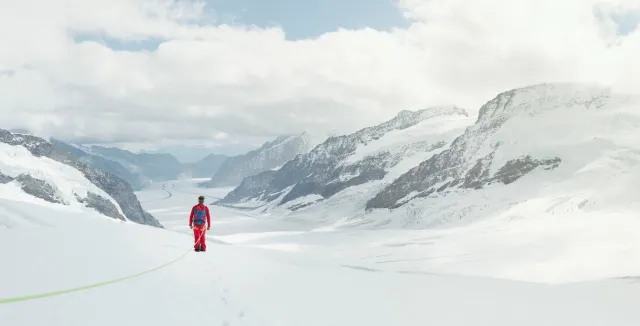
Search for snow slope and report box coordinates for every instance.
[4,179,640,325]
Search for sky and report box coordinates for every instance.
[1,0,640,159]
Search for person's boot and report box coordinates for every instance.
[195,246,201,252]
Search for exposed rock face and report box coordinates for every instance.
[14,174,65,205]
[0,173,13,184]
[76,192,126,221]
[492,156,561,185]
[75,165,161,227]
[0,129,162,228]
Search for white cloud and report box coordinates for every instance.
[1,0,640,149]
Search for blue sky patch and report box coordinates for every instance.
[73,0,409,52]
[205,0,409,40]
[73,34,165,52]
[609,9,640,36]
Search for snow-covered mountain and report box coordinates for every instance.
[217,107,472,215]
[183,153,228,178]
[365,83,640,227]
[51,139,152,190]
[62,144,229,184]
[87,146,186,182]
[0,129,162,228]
[201,132,315,188]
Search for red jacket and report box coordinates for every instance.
[189,204,211,228]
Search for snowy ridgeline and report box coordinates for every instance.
[0,130,162,228]
[216,83,640,228]
[217,106,472,210]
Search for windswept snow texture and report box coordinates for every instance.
[218,107,472,217]
[202,132,314,188]
[361,83,640,227]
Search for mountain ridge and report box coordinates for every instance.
[216,106,472,212]
[366,83,621,211]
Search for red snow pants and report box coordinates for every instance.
[193,226,207,251]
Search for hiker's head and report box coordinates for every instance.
[198,195,205,204]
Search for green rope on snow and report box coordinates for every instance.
[0,247,192,304]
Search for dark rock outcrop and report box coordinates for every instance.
[14,174,65,205]
[76,192,126,221]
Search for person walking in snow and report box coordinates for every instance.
[189,195,211,252]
